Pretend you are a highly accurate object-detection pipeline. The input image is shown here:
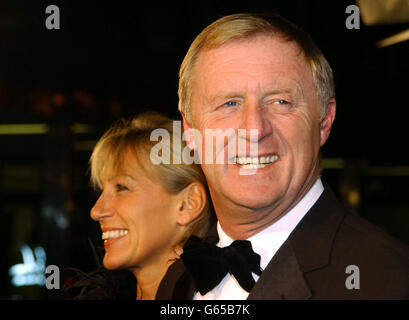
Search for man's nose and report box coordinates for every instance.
[239,100,273,143]
[90,194,113,221]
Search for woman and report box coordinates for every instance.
[68,112,213,300]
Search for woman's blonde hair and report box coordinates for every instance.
[90,112,214,240]
[179,13,335,123]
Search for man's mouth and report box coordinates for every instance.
[233,155,279,169]
[102,229,129,241]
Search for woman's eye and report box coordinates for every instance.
[116,184,128,192]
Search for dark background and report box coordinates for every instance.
[0,0,408,299]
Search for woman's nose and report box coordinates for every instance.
[90,195,113,221]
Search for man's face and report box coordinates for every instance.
[187,35,334,225]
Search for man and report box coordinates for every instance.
[156,13,409,299]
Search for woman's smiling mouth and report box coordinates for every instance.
[102,229,129,245]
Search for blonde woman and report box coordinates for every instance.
[69,112,213,300]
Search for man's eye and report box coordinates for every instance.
[223,101,238,107]
[275,99,289,105]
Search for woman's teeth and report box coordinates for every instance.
[102,229,128,240]
[234,155,279,168]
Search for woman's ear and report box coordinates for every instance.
[177,182,206,226]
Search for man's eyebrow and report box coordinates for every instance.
[264,87,293,95]
[205,91,247,104]
[205,84,305,104]
[265,82,305,97]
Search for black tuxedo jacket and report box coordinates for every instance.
[156,184,409,299]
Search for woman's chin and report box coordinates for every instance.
[103,254,125,270]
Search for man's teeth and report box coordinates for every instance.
[234,155,279,167]
[239,163,270,169]
[102,229,128,240]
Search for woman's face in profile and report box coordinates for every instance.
[90,151,182,272]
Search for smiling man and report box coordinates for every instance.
[156,13,409,300]
[185,31,331,241]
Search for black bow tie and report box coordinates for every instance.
[181,236,263,295]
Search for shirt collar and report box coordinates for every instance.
[217,178,324,270]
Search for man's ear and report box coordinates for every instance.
[177,182,206,226]
[180,111,197,150]
[320,98,336,147]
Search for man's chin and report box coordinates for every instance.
[226,191,280,211]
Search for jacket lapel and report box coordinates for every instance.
[248,184,346,299]
[288,183,346,273]
[248,240,312,299]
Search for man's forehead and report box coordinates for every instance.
[195,37,311,86]
[198,34,306,68]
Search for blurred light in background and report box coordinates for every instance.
[70,123,94,134]
[377,28,409,47]
[0,123,94,135]
[0,124,48,135]
[321,158,346,169]
[9,245,46,287]
[356,0,409,47]
[347,188,361,207]
[321,158,409,176]
[357,0,409,25]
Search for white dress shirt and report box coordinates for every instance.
[194,178,324,300]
